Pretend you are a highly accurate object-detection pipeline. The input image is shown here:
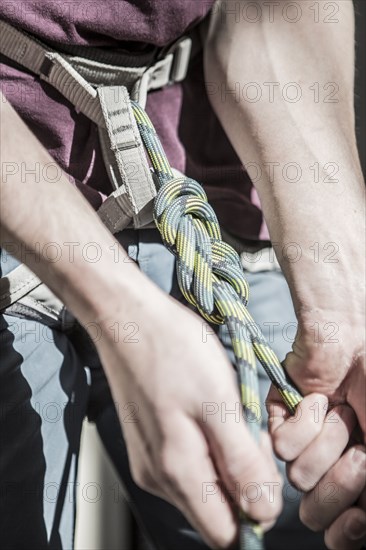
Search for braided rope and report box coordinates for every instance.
[132,101,302,549]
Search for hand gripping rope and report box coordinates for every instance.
[132,101,303,550]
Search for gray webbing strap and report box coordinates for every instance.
[0,21,103,125]
[0,20,192,232]
[97,86,157,231]
[0,264,42,310]
[0,22,196,310]
[0,263,66,320]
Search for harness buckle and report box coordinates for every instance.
[168,37,192,83]
[132,36,192,108]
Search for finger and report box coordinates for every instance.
[287,405,357,491]
[358,486,366,514]
[200,393,283,525]
[122,421,167,499]
[260,430,278,467]
[267,390,329,462]
[125,412,240,549]
[266,384,291,428]
[259,431,284,532]
[324,507,366,550]
[157,414,239,549]
[300,445,366,532]
[347,353,366,441]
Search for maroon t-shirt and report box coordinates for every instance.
[0,0,268,241]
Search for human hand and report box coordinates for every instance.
[284,308,365,441]
[95,287,282,548]
[267,389,366,549]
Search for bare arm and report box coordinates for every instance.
[205,0,365,423]
[0,90,148,324]
[205,1,365,545]
[0,94,281,548]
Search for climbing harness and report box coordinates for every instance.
[0,20,303,549]
[0,19,192,232]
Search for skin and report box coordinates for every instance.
[0,95,281,549]
[267,391,365,549]
[204,0,365,547]
[0,0,364,547]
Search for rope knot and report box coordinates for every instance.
[153,176,250,323]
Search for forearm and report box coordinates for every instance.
[0,98,284,544]
[205,0,365,324]
[0,95,160,333]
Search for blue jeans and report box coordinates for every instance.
[0,229,325,549]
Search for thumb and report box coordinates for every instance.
[199,393,283,524]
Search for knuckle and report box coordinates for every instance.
[226,446,266,485]
[158,447,180,488]
[260,490,283,522]
[225,451,247,481]
[331,449,364,491]
[211,531,235,549]
[272,432,295,462]
[348,447,366,478]
[206,379,232,405]
[129,461,140,485]
[201,514,237,549]
[253,502,281,524]
[131,464,153,492]
[244,479,283,523]
[324,530,339,550]
[287,463,315,492]
[331,472,348,494]
[299,501,323,532]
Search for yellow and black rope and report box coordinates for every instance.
[132,100,302,549]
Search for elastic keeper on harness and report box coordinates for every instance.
[97,171,161,234]
[97,185,134,233]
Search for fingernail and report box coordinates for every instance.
[344,518,366,540]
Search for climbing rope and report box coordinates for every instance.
[132,101,303,549]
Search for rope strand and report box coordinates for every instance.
[132,100,303,549]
